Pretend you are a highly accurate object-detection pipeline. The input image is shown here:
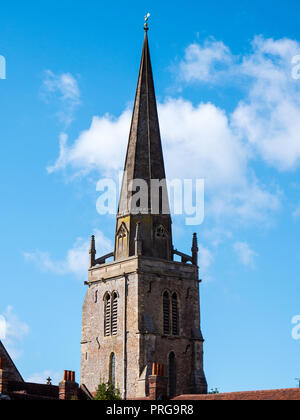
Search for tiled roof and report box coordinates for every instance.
[174,388,300,401]
[0,341,23,382]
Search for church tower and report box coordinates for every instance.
[81,22,207,399]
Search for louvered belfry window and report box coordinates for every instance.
[112,293,118,336]
[163,292,171,335]
[104,294,111,337]
[172,293,179,336]
[104,292,118,337]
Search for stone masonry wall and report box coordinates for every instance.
[81,258,140,398]
[137,258,206,396]
[81,256,207,399]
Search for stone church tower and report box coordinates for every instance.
[80,26,207,399]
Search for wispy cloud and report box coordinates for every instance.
[24,229,113,279]
[203,227,233,248]
[45,36,300,226]
[42,70,81,127]
[293,203,300,219]
[233,241,258,268]
[0,316,6,340]
[198,244,214,282]
[0,306,30,360]
[179,35,300,172]
[46,98,280,225]
[47,132,68,174]
[178,38,235,83]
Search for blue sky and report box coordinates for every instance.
[1,0,300,391]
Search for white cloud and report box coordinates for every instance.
[24,229,113,279]
[160,99,247,188]
[42,70,81,126]
[233,241,258,268]
[197,244,214,282]
[47,132,68,174]
[178,39,234,83]
[198,244,213,271]
[47,98,280,224]
[48,36,300,225]
[43,71,80,103]
[0,306,30,360]
[179,35,300,172]
[49,100,248,187]
[208,181,281,224]
[47,110,131,176]
[203,227,233,248]
[232,37,300,171]
[0,315,6,340]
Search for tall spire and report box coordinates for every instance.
[118,28,167,215]
[115,25,173,261]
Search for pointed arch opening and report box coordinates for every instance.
[155,225,170,260]
[168,352,176,397]
[116,222,128,258]
[104,293,111,337]
[112,292,118,336]
[109,352,116,387]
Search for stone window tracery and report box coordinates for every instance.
[104,292,118,337]
[163,291,180,336]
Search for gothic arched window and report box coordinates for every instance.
[172,293,179,336]
[109,353,116,387]
[168,352,176,397]
[155,225,169,260]
[117,223,128,256]
[163,291,170,335]
[112,292,118,336]
[104,294,111,337]
[104,292,119,337]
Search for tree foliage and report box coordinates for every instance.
[94,380,122,400]
[209,388,220,394]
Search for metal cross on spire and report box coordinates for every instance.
[144,12,150,31]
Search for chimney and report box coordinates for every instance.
[59,371,78,400]
[149,363,168,400]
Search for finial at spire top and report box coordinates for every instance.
[144,12,150,31]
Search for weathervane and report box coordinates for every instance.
[144,13,150,31]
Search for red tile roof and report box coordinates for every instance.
[174,388,300,401]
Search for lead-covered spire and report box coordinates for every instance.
[115,27,173,261]
[118,29,168,216]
